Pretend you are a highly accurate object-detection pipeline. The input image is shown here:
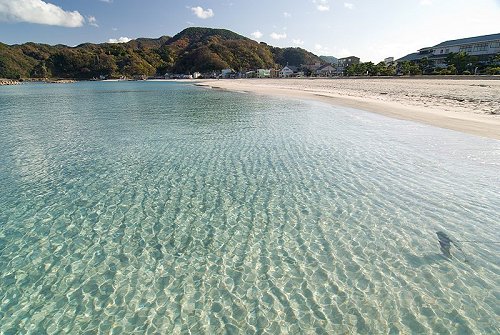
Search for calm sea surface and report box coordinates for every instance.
[0,81,499,334]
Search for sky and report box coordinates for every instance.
[0,0,499,62]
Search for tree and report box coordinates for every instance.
[30,60,49,78]
[365,62,376,75]
[447,65,457,75]
[399,61,421,75]
[486,67,500,75]
[346,64,356,76]
[400,61,411,75]
[491,53,500,65]
[375,62,396,76]
[418,57,433,74]
[446,52,478,74]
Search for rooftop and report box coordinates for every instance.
[396,52,422,62]
[338,56,360,60]
[433,33,500,48]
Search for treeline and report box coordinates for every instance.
[0,27,322,79]
[346,62,397,76]
[345,52,500,77]
[399,52,500,76]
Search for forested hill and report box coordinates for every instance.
[0,27,322,79]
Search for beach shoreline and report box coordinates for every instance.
[196,78,500,140]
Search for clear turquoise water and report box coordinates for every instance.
[0,81,499,334]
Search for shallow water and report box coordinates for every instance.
[0,81,499,334]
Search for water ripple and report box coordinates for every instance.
[0,81,499,334]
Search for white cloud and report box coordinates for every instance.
[315,44,352,57]
[108,37,132,43]
[315,44,326,51]
[88,16,98,27]
[190,6,214,19]
[99,0,113,3]
[334,48,352,58]
[315,44,343,56]
[270,32,287,40]
[419,0,432,5]
[313,0,330,11]
[292,39,304,45]
[112,27,118,31]
[251,30,263,39]
[283,11,292,18]
[344,2,354,10]
[0,0,85,27]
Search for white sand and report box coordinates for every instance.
[196,78,500,140]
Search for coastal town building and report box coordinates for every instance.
[301,62,322,72]
[279,65,298,77]
[244,68,279,78]
[336,56,360,75]
[256,69,271,78]
[315,64,336,77]
[397,33,500,68]
[384,57,395,65]
[221,68,235,78]
[245,70,256,78]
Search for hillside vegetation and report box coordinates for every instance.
[0,27,322,79]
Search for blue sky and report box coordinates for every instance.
[0,0,499,62]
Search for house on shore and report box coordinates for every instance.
[301,62,322,73]
[256,69,271,78]
[397,33,500,68]
[244,68,279,78]
[221,68,236,78]
[315,64,336,77]
[279,65,299,77]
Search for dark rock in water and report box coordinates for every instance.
[436,231,452,257]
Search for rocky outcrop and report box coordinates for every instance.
[0,79,20,86]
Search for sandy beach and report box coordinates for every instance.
[197,78,500,140]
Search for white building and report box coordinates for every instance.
[279,65,297,78]
[432,34,500,57]
[397,33,500,67]
[315,64,336,77]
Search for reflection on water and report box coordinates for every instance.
[0,81,499,334]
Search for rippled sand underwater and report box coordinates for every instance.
[0,82,499,334]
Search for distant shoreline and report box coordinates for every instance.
[2,75,499,87]
[3,76,499,139]
[196,78,500,140]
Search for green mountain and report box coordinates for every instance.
[166,27,276,73]
[271,46,324,67]
[320,55,338,64]
[0,27,322,79]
